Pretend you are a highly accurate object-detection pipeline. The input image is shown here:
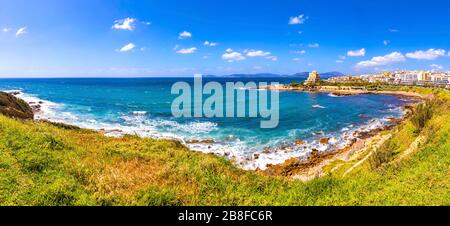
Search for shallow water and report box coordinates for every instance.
[0,77,414,169]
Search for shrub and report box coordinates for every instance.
[290,82,302,87]
[411,101,434,133]
[369,139,399,170]
[39,134,66,150]
[47,122,82,130]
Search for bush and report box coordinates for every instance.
[47,122,82,130]
[369,139,399,170]
[39,134,66,150]
[411,101,434,133]
[290,82,302,87]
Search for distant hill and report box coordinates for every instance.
[204,73,285,78]
[204,71,344,79]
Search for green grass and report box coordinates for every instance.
[0,88,449,206]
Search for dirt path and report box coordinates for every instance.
[342,133,427,177]
[343,134,392,177]
[289,133,389,182]
[289,128,425,181]
[395,135,427,163]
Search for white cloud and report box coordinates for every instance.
[405,49,446,60]
[289,43,303,47]
[383,40,390,46]
[347,48,366,57]
[308,43,320,48]
[289,14,308,25]
[448,51,450,56]
[222,51,246,62]
[15,27,27,36]
[292,50,306,54]
[356,52,406,68]
[112,18,136,31]
[179,31,192,39]
[337,55,346,63]
[244,49,277,61]
[221,49,275,62]
[430,64,443,71]
[389,28,399,33]
[204,41,218,47]
[176,47,197,54]
[119,43,136,52]
[266,56,278,61]
[246,50,271,57]
[292,58,301,62]
[2,28,10,33]
[298,31,303,35]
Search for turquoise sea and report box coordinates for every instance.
[0,78,413,169]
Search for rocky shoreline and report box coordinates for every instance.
[262,84,434,100]
[2,89,425,179]
[3,91,45,114]
[262,122,397,178]
[254,84,431,179]
[0,91,34,120]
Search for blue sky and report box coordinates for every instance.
[1,0,450,77]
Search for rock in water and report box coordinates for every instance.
[295,140,305,145]
[186,139,215,144]
[0,92,34,120]
[320,138,330,145]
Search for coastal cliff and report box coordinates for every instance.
[0,91,34,120]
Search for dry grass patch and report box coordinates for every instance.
[88,158,161,202]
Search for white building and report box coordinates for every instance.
[430,73,448,84]
[396,72,418,85]
[417,71,430,81]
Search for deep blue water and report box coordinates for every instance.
[0,77,411,169]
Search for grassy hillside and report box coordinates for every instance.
[0,89,449,206]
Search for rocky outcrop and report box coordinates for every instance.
[186,139,215,144]
[0,91,34,120]
[319,138,330,145]
[295,140,305,145]
[331,92,355,97]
